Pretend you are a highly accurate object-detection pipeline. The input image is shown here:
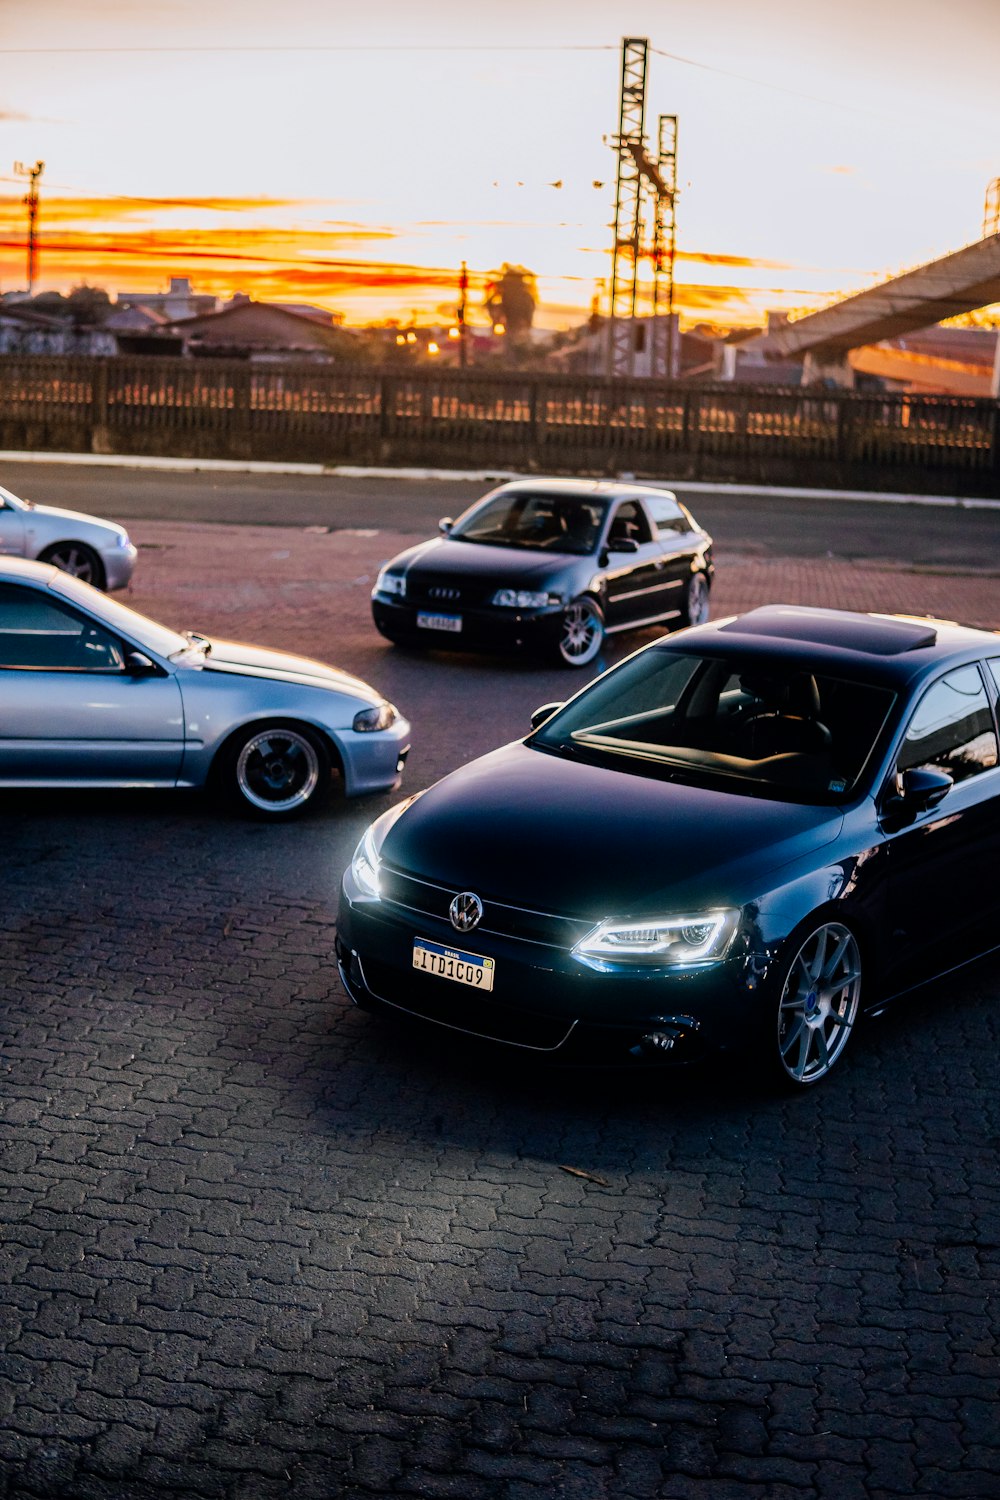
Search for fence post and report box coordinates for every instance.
[90,359,111,454]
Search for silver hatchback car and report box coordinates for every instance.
[0,481,137,590]
[0,558,410,819]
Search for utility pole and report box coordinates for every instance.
[14,160,44,295]
[458,260,468,369]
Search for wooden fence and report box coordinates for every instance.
[1,355,998,494]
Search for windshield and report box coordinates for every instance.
[450,490,606,556]
[532,647,896,801]
[51,572,190,659]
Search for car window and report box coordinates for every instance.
[607,500,653,546]
[896,665,998,785]
[0,584,125,672]
[645,495,690,536]
[531,647,896,801]
[450,491,606,555]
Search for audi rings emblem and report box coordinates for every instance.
[449,891,483,933]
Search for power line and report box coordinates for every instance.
[0,43,614,54]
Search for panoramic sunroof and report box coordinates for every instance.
[720,606,937,655]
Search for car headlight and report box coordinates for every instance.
[353,701,398,733]
[490,589,561,609]
[574,909,740,967]
[116,531,133,549]
[350,825,382,898]
[375,567,406,598]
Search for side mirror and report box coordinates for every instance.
[608,536,639,554]
[530,701,564,730]
[125,650,157,676]
[883,766,952,826]
[438,517,454,536]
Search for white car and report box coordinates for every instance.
[0,481,137,590]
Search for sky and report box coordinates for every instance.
[1,0,999,331]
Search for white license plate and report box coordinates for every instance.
[412,938,495,992]
[417,611,462,633]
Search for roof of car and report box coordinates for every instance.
[492,477,679,503]
[0,556,60,585]
[671,605,998,683]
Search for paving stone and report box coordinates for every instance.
[0,521,997,1499]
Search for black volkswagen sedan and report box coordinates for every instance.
[371,478,713,666]
[339,605,1000,1088]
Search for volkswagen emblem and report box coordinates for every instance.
[449,891,483,933]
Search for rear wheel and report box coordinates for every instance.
[38,542,106,590]
[680,571,710,627]
[556,597,605,667]
[221,723,331,820]
[769,920,862,1088]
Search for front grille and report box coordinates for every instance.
[360,957,575,1050]
[380,865,591,950]
[407,577,472,607]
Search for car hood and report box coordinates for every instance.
[200,638,381,701]
[390,536,580,584]
[382,740,844,917]
[27,503,127,540]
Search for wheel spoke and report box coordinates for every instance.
[819,932,850,982]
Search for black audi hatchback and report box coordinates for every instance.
[339,605,1000,1088]
[371,478,713,666]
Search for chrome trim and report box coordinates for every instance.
[605,607,681,635]
[382,864,581,929]
[611,579,682,604]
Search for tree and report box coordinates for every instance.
[484,264,537,338]
[66,286,112,327]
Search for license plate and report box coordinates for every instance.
[412,938,495,992]
[417,611,462,633]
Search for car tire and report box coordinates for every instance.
[556,597,605,668]
[38,542,106,590]
[680,571,710,628]
[220,722,332,820]
[766,918,862,1088]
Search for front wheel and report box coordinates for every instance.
[769,920,862,1088]
[221,723,331,820]
[680,571,710,627]
[556,597,605,667]
[38,542,106,590]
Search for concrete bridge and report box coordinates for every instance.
[765,233,1000,394]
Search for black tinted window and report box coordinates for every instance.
[532,647,895,801]
[897,666,997,784]
[451,491,605,555]
[646,495,690,535]
[0,584,124,671]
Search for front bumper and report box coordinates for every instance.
[372,595,563,655]
[335,714,412,798]
[338,868,759,1065]
[102,541,138,592]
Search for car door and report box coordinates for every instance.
[601,500,672,630]
[645,493,707,612]
[0,491,26,557]
[0,581,185,784]
[880,662,1000,994]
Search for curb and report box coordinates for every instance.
[1,450,997,510]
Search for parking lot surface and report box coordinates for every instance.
[1,521,998,1500]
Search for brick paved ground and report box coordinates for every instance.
[1,523,998,1499]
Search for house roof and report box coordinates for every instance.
[165,301,344,351]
